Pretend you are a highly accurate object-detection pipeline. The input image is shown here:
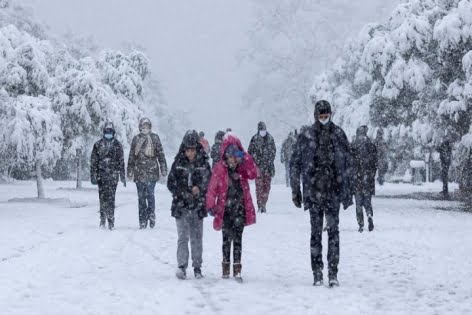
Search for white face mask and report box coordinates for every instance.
[319,118,330,126]
[259,130,267,137]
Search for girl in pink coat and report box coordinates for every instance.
[206,133,258,281]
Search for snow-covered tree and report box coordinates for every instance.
[309,0,472,180]
[0,96,62,197]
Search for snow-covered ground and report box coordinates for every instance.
[0,181,471,315]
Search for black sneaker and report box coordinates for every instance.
[176,267,186,280]
[194,267,202,279]
[368,218,374,232]
[313,271,323,286]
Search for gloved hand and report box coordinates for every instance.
[207,209,215,217]
[292,190,302,208]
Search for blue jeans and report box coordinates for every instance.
[136,181,157,226]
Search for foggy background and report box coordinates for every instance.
[23,0,398,143]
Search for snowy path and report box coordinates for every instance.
[0,181,471,315]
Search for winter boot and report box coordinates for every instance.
[108,219,115,231]
[175,267,186,280]
[328,271,339,287]
[139,221,147,229]
[368,217,374,232]
[313,270,323,286]
[261,205,267,213]
[99,219,106,229]
[149,214,156,229]
[194,267,203,279]
[222,262,230,279]
[233,263,242,282]
[358,225,364,233]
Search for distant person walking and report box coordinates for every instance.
[351,125,377,232]
[281,130,297,187]
[375,128,388,185]
[90,122,126,230]
[248,121,276,213]
[127,118,167,229]
[198,131,210,155]
[210,130,225,167]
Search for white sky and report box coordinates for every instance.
[24,0,255,137]
[21,0,398,143]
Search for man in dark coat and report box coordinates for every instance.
[210,130,225,167]
[281,131,297,187]
[290,100,352,287]
[90,122,126,230]
[374,128,388,185]
[437,140,453,199]
[167,130,211,279]
[127,118,167,229]
[248,121,276,213]
[351,125,377,232]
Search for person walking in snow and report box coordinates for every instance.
[90,122,126,230]
[290,100,353,287]
[248,121,276,213]
[198,131,210,155]
[281,130,297,187]
[210,130,225,167]
[167,130,211,280]
[127,118,167,229]
[374,128,388,185]
[351,125,377,233]
[206,133,258,282]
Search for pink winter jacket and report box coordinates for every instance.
[205,134,258,231]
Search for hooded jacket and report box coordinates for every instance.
[206,134,258,231]
[127,118,167,182]
[167,131,212,219]
[351,127,378,195]
[248,123,276,176]
[90,124,125,183]
[210,131,225,166]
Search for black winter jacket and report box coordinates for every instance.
[167,142,211,219]
[290,122,353,210]
[90,138,125,183]
[248,133,276,176]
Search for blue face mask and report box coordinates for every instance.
[104,133,114,140]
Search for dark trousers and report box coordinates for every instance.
[255,172,272,208]
[98,178,118,224]
[284,162,290,187]
[309,201,340,276]
[355,193,373,227]
[136,181,157,225]
[222,208,245,263]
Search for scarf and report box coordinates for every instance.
[135,133,155,157]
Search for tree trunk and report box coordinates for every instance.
[76,149,82,189]
[36,160,45,199]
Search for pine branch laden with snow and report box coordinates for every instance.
[309,0,472,177]
[0,3,181,185]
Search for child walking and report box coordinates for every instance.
[206,133,258,281]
